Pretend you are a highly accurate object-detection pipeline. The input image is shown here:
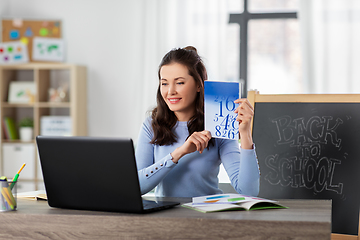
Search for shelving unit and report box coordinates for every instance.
[0,63,87,191]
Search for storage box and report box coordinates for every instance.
[3,143,35,180]
[40,116,72,136]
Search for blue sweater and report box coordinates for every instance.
[135,117,260,198]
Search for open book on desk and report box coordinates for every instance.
[182,194,287,213]
[17,190,47,201]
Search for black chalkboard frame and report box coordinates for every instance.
[248,90,360,239]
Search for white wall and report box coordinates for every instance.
[3,0,152,141]
[0,1,10,15]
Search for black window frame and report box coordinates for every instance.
[229,0,297,97]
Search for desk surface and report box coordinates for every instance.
[0,197,331,240]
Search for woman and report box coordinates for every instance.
[135,46,260,197]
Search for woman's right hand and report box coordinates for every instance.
[170,130,212,163]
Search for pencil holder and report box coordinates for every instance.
[0,181,17,212]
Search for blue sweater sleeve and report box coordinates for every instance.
[219,140,260,196]
[135,119,177,195]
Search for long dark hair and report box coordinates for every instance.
[150,46,207,146]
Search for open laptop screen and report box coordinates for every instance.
[37,136,147,213]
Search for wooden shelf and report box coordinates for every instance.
[2,102,71,108]
[0,62,79,70]
[2,140,35,144]
[37,102,71,108]
[1,102,35,107]
[0,63,87,191]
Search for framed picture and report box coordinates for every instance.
[32,37,65,62]
[40,116,72,136]
[0,41,29,64]
[8,81,36,103]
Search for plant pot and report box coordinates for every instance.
[19,127,33,141]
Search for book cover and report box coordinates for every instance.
[3,117,19,140]
[2,118,10,139]
[204,81,240,140]
[182,193,287,213]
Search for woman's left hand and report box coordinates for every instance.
[234,98,254,149]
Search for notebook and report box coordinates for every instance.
[36,136,180,213]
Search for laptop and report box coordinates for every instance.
[36,136,180,213]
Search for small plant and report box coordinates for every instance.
[19,117,34,128]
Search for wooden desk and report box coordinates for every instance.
[0,198,331,240]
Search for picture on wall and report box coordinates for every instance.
[2,18,62,62]
[0,41,29,64]
[32,37,65,62]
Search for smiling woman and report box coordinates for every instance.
[160,63,200,122]
[151,46,207,147]
[134,46,260,198]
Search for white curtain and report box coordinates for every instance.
[299,0,360,93]
[139,0,233,125]
[140,0,232,182]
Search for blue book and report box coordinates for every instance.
[204,81,241,140]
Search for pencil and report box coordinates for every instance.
[10,163,26,190]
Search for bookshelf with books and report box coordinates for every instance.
[0,63,87,191]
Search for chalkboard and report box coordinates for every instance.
[250,92,360,236]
